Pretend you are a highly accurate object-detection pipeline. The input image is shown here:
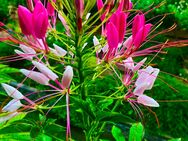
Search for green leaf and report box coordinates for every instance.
[36,134,52,141]
[97,111,134,124]
[98,99,113,110]
[129,123,144,141]
[111,126,126,141]
[168,138,181,141]
[0,132,31,140]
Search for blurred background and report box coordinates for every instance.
[0,0,188,140]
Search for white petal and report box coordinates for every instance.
[53,44,67,57]
[19,44,36,54]
[32,61,58,81]
[1,83,24,99]
[15,50,33,60]
[137,95,159,107]
[20,69,50,85]
[2,99,23,112]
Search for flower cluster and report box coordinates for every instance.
[0,0,186,140]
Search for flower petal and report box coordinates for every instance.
[62,66,73,88]
[1,83,24,99]
[2,99,23,112]
[32,61,58,81]
[20,69,50,85]
[137,95,159,107]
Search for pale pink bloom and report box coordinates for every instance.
[17,5,33,35]
[2,99,23,112]
[32,61,58,81]
[20,69,50,85]
[137,95,159,107]
[135,66,160,90]
[0,112,19,123]
[1,83,24,99]
[62,66,73,88]
[33,1,48,39]
[53,44,67,57]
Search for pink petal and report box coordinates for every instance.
[137,95,159,107]
[133,57,147,72]
[32,61,58,81]
[132,14,145,39]
[123,57,134,70]
[62,66,73,88]
[33,1,48,39]
[133,83,148,96]
[107,22,119,51]
[1,83,24,99]
[47,0,56,16]
[17,5,33,35]
[20,69,50,85]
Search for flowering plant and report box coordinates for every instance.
[0,0,187,140]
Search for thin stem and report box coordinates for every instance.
[94,100,120,141]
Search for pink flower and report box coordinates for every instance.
[47,0,56,16]
[33,1,48,39]
[17,5,33,35]
[62,66,73,88]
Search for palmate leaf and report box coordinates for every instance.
[111,126,126,141]
[128,123,144,141]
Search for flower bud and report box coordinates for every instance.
[62,66,73,88]
[137,95,159,107]
[2,99,23,112]
[33,1,48,39]
[17,5,33,35]
[53,44,67,57]
[20,69,50,85]
[32,61,58,81]
[1,83,24,99]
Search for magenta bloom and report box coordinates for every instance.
[109,11,128,44]
[17,5,33,35]
[132,14,152,49]
[33,1,48,39]
[47,0,56,16]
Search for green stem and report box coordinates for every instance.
[94,100,120,141]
